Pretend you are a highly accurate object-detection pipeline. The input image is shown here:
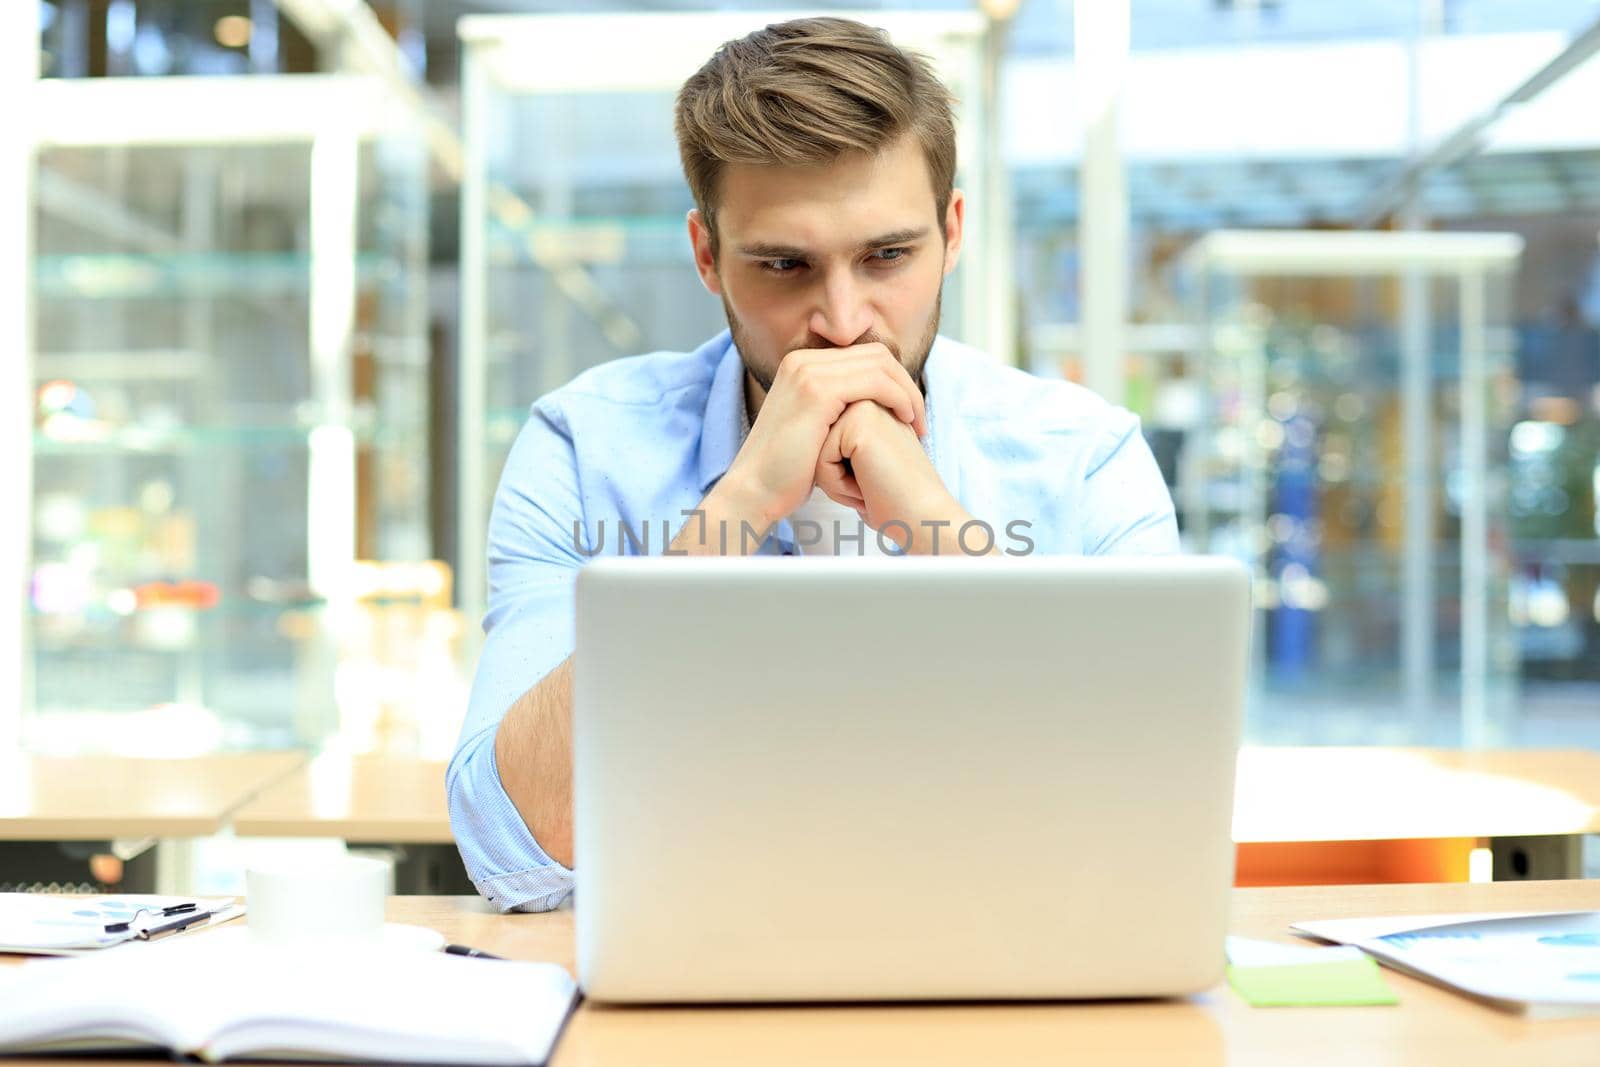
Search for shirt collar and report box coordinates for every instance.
[696,330,962,501]
[921,335,961,503]
[697,331,747,493]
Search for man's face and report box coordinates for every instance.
[688,133,964,394]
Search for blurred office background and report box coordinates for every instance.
[6,0,1600,762]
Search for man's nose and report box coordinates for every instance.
[808,269,874,348]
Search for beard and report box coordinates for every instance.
[723,289,942,396]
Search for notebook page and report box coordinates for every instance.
[0,949,226,1052]
[2,925,577,1064]
[198,948,577,1064]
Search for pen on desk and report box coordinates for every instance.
[104,902,203,935]
[138,909,214,940]
[444,944,505,960]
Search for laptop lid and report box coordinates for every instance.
[574,555,1250,1002]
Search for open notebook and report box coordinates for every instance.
[0,931,578,1064]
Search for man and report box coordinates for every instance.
[449,17,1178,913]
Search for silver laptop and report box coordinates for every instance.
[573,555,1251,1003]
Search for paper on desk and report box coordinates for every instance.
[1292,911,1584,946]
[1356,912,1600,1018]
[0,894,243,955]
[1290,910,1600,1018]
[1226,936,1364,968]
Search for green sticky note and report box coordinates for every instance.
[1227,958,1399,1007]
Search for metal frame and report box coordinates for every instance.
[455,10,994,626]
[1075,0,1130,406]
[1355,12,1600,226]
[458,44,491,632]
[1181,229,1523,749]
[2,3,40,749]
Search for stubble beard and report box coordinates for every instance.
[722,288,943,397]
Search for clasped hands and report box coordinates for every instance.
[713,342,977,555]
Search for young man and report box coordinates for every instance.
[449,17,1178,912]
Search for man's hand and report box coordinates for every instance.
[714,343,926,536]
[816,400,985,555]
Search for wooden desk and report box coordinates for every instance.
[418,880,1600,1067]
[1234,748,1600,885]
[0,750,309,894]
[228,754,463,893]
[3,881,1599,1064]
[229,753,450,843]
[0,751,307,840]
[1235,748,1600,842]
[226,747,1600,884]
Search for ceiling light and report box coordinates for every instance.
[978,0,1023,20]
[214,14,252,49]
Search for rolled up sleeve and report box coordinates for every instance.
[447,401,587,912]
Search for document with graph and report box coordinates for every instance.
[1293,910,1600,1018]
[0,893,243,955]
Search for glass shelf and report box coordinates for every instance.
[484,215,691,268]
[35,252,397,299]
[1512,538,1600,564]
[23,85,432,751]
[32,421,421,454]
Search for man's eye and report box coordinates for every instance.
[870,248,910,265]
[761,258,804,274]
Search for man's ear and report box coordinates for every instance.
[687,209,724,296]
[941,189,965,277]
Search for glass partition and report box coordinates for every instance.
[1181,231,1523,747]
[24,76,429,753]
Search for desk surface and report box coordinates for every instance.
[1233,747,1600,842]
[227,747,1600,847]
[10,746,1586,864]
[2,881,1598,1065]
[424,879,1600,1067]
[229,753,450,842]
[0,751,307,840]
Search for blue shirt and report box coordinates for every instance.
[448,330,1179,912]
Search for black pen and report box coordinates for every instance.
[137,909,215,940]
[444,943,505,960]
[104,902,202,935]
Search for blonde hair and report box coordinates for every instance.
[674,17,957,256]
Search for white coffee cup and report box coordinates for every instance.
[246,855,389,946]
